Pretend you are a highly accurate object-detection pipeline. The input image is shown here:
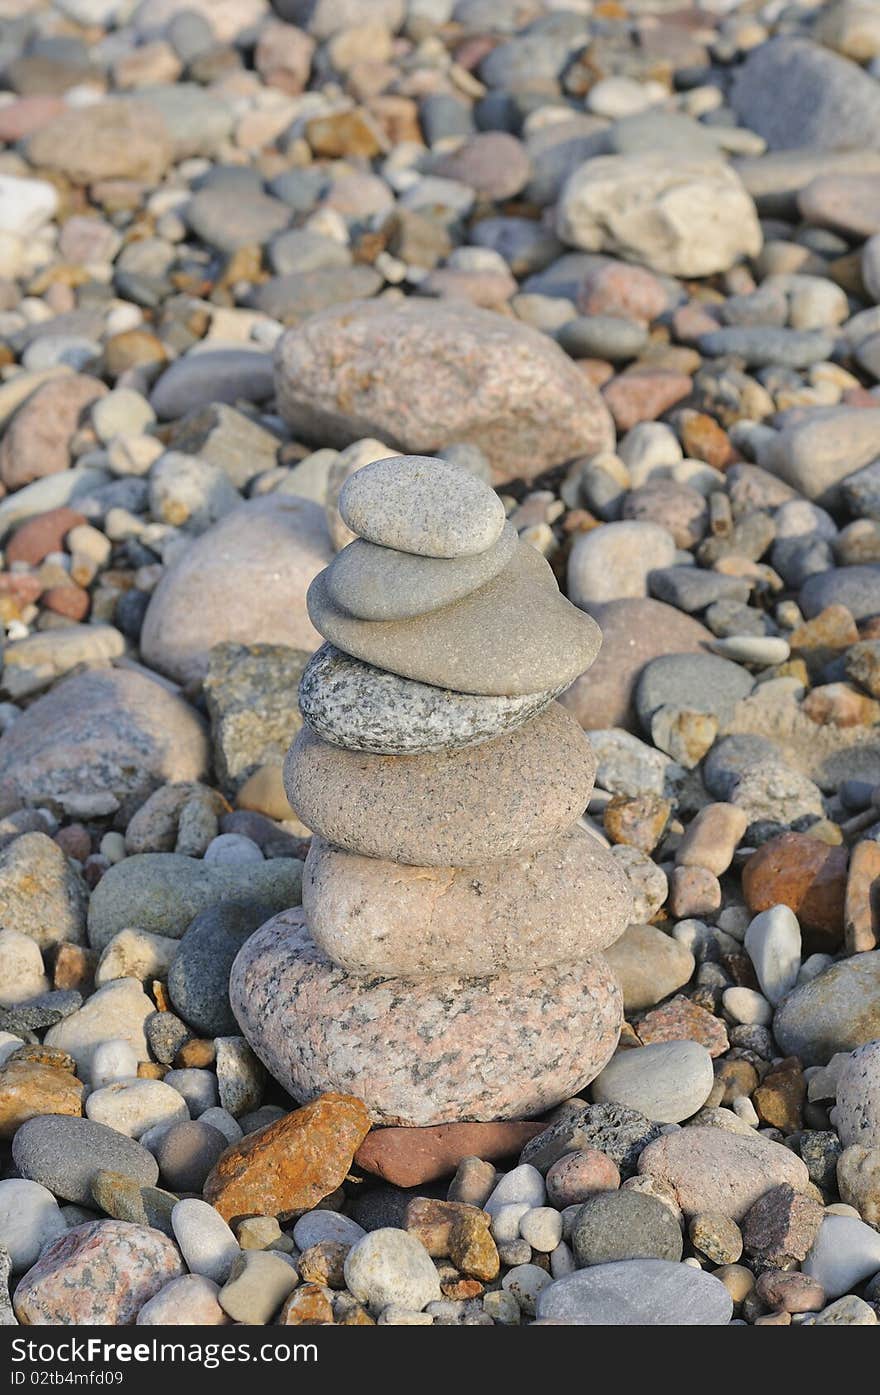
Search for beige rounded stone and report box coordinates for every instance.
[302,827,633,975]
[637,1125,810,1220]
[230,908,623,1127]
[604,925,689,1021]
[285,704,597,866]
[141,497,333,685]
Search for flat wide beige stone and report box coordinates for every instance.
[303,827,633,975]
[284,704,596,866]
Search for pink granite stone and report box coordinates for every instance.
[14,1220,184,1325]
[230,908,623,1127]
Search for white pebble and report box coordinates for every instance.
[490,1202,532,1244]
[732,1095,759,1127]
[0,1032,23,1066]
[198,1106,243,1145]
[85,1077,189,1138]
[484,1164,545,1217]
[0,928,47,1005]
[203,833,264,865]
[722,986,773,1026]
[550,1240,576,1278]
[744,904,802,1004]
[519,1207,563,1253]
[501,1263,552,1317]
[172,1198,240,1284]
[90,1038,139,1091]
[0,1178,67,1273]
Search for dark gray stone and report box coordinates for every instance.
[648,566,751,613]
[13,1117,159,1206]
[520,1103,661,1177]
[167,901,273,1037]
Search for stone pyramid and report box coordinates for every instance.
[231,456,634,1127]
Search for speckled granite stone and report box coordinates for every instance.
[229,908,622,1126]
[284,704,596,866]
[306,541,602,697]
[13,1220,183,1325]
[298,644,564,755]
[325,523,517,622]
[302,828,633,975]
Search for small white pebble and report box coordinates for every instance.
[732,1095,759,1127]
[722,986,773,1026]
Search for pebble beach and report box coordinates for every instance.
[0,0,880,1333]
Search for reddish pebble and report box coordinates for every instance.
[0,95,64,141]
[755,1269,825,1314]
[546,1148,621,1207]
[355,1120,545,1187]
[638,994,729,1057]
[42,584,90,621]
[54,824,91,861]
[742,832,848,946]
[577,262,668,325]
[668,865,722,919]
[602,370,693,432]
[5,508,87,567]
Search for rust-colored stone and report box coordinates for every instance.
[52,942,97,992]
[753,1057,805,1134]
[0,1061,84,1138]
[5,507,86,566]
[279,1283,334,1325]
[204,1093,371,1223]
[742,832,848,948]
[844,838,880,954]
[404,1197,489,1259]
[603,793,670,853]
[637,994,729,1057]
[449,1212,500,1282]
[42,583,90,621]
[354,1120,545,1187]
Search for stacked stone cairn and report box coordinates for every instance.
[231,456,635,1127]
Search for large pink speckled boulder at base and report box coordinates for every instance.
[231,454,632,1127]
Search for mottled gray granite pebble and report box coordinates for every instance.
[298,643,563,756]
[774,952,880,1066]
[571,1191,684,1267]
[521,1103,661,1176]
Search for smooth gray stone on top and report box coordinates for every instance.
[536,1259,733,1325]
[339,454,506,558]
[698,327,834,368]
[799,565,880,622]
[298,643,564,755]
[635,652,754,730]
[325,521,517,622]
[307,541,602,697]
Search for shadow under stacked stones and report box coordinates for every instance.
[230,456,634,1127]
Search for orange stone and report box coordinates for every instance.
[354,1120,545,1187]
[404,1197,489,1259]
[52,942,96,993]
[801,682,880,727]
[742,832,848,948]
[279,1283,334,1325]
[602,370,692,432]
[0,1062,84,1139]
[204,1093,371,1223]
[844,838,880,955]
[637,994,729,1057]
[42,583,90,621]
[678,409,735,470]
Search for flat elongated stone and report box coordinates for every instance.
[285,704,596,867]
[354,1122,544,1187]
[12,1116,158,1207]
[302,827,633,975]
[338,455,505,559]
[536,1259,733,1325]
[325,524,516,622]
[230,908,622,1127]
[203,1093,371,1223]
[298,644,563,755]
[307,541,602,697]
